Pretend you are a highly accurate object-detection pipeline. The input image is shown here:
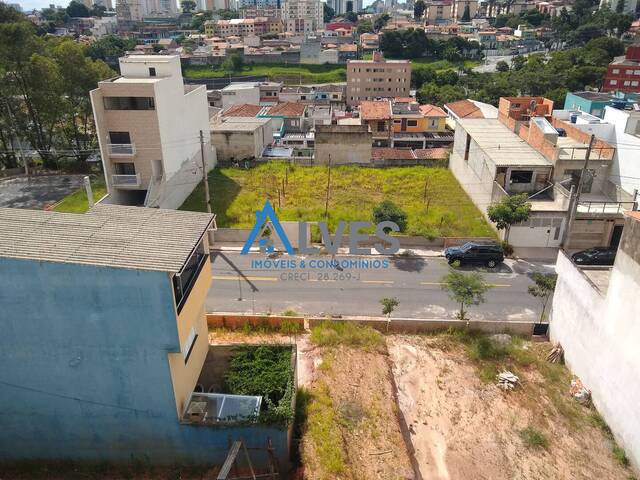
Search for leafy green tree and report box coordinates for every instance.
[357,19,373,33]
[496,60,509,72]
[373,13,390,31]
[441,270,491,321]
[528,273,557,323]
[511,55,527,70]
[66,0,90,17]
[181,0,196,12]
[372,200,408,232]
[487,193,531,243]
[323,2,335,23]
[222,53,244,72]
[344,11,357,22]
[216,8,239,19]
[417,82,465,105]
[585,36,624,58]
[461,3,471,22]
[86,34,136,61]
[414,0,426,19]
[380,297,399,331]
[90,4,106,16]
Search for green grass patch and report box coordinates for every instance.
[410,57,480,72]
[180,163,494,238]
[53,177,107,213]
[184,63,347,84]
[310,321,384,351]
[519,427,549,449]
[303,382,346,476]
[613,444,630,467]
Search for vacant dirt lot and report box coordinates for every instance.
[387,334,634,480]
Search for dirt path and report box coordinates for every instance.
[387,335,633,480]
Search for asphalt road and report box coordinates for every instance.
[0,175,85,209]
[207,251,556,321]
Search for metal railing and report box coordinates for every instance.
[576,201,635,215]
[111,173,141,187]
[108,143,136,156]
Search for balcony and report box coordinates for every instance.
[111,173,141,187]
[108,143,136,156]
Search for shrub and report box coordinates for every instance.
[520,427,549,449]
[372,200,408,232]
[501,241,514,256]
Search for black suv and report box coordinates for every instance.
[445,242,504,268]
[571,247,616,266]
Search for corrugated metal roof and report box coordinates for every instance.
[0,205,214,273]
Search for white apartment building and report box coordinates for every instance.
[90,55,216,209]
[282,0,323,34]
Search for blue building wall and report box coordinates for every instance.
[0,258,289,466]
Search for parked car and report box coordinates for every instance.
[571,247,617,266]
[445,242,504,268]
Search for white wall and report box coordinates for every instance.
[221,85,261,110]
[551,249,640,471]
[603,107,640,198]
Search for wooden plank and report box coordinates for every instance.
[217,441,242,480]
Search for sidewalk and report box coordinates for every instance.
[210,242,445,257]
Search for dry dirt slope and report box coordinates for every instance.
[387,334,635,480]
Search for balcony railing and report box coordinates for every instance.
[576,201,635,215]
[108,143,136,156]
[111,173,141,187]
[174,248,208,314]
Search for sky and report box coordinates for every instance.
[13,0,376,14]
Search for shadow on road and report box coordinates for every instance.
[211,251,259,292]
[449,262,514,274]
[390,255,427,273]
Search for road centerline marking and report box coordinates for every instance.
[362,280,394,284]
[420,281,511,287]
[212,275,278,282]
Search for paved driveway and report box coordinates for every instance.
[0,175,86,209]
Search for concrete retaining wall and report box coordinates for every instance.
[207,313,304,330]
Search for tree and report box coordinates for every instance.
[380,297,399,332]
[216,8,239,20]
[417,82,465,105]
[344,11,357,22]
[65,0,90,17]
[181,0,196,12]
[323,2,335,23]
[461,3,471,22]
[222,53,243,72]
[372,200,407,232]
[357,19,373,34]
[373,13,390,31]
[90,4,106,16]
[441,270,491,321]
[414,0,426,19]
[528,273,557,323]
[496,60,509,72]
[487,193,531,244]
[86,34,136,61]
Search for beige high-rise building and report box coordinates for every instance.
[90,55,216,209]
[282,0,323,33]
[346,51,412,106]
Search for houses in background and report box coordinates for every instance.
[90,55,216,209]
[346,52,412,106]
[603,45,640,94]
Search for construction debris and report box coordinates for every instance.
[570,378,591,406]
[547,343,564,364]
[496,371,520,391]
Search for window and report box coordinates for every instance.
[109,131,131,144]
[114,162,135,175]
[633,81,639,87]
[624,81,631,86]
[610,80,618,85]
[183,326,198,363]
[377,121,386,131]
[464,133,471,161]
[510,170,533,183]
[612,68,620,74]
[407,120,417,126]
[149,67,156,77]
[104,96,155,110]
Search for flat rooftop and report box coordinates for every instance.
[458,118,551,167]
[0,205,214,273]
[211,118,271,131]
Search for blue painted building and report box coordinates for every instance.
[564,91,639,118]
[0,205,290,467]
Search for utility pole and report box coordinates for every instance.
[199,129,211,214]
[83,176,94,208]
[562,134,595,249]
[324,154,332,218]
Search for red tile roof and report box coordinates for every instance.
[223,104,262,117]
[419,104,447,117]
[444,99,484,119]
[266,102,307,117]
[372,148,415,160]
[359,100,392,120]
[414,147,450,160]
